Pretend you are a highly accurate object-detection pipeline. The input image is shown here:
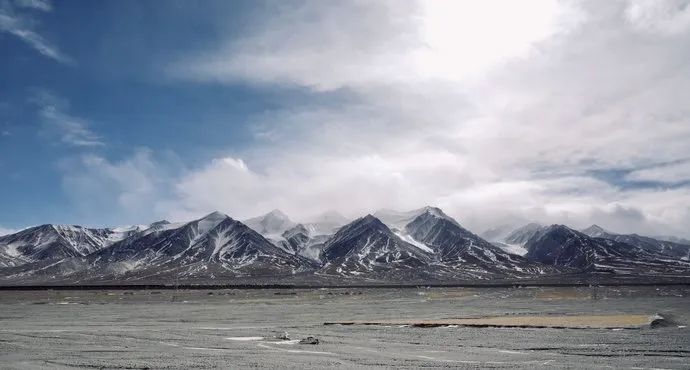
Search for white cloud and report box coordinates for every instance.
[59,1,690,239]
[59,149,177,225]
[626,161,690,184]
[171,0,576,90]
[0,0,71,63]
[0,227,17,236]
[625,0,690,35]
[170,1,421,91]
[32,90,104,147]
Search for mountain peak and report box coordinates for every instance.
[243,209,295,237]
[321,213,429,270]
[502,223,546,245]
[413,206,461,227]
[193,212,232,236]
[582,224,609,236]
[362,214,377,221]
[585,224,604,231]
[546,224,575,233]
[421,205,443,214]
[421,206,447,217]
[334,214,389,237]
[537,224,585,241]
[266,209,289,219]
[374,206,457,229]
[202,211,229,220]
[355,214,388,229]
[581,224,612,237]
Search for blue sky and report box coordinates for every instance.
[2,0,690,238]
[0,0,313,226]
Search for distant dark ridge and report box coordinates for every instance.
[1,280,690,290]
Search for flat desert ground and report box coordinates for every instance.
[0,285,689,369]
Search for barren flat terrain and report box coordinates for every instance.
[0,286,689,369]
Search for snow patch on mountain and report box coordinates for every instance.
[492,242,528,256]
[393,231,434,253]
[209,226,233,261]
[375,206,456,229]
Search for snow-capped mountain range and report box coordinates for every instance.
[1,207,689,285]
[579,224,690,260]
[524,225,690,276]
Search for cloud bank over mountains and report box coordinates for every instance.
[43,1,690,238]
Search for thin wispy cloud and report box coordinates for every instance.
[0,0,71,64]
[32,90,104,147]
[626,160,690,185]
[171,1,571,90]
[15,0,51,12]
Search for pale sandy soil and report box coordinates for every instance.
[0,286,688,369]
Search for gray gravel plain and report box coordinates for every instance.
[0,286,689,369]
